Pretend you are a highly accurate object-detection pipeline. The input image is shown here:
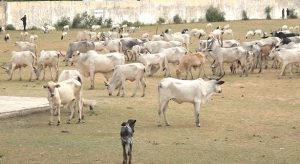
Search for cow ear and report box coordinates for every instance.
[216,80,225,85]
[55,84,60,88]
[121,122,127,126]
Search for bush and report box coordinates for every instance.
[265,6,272,20]
[121,20,133,27]
[104,18,113,28]
[29,26,38,30]
[205,6,225,22]
[242,10,249,20]
[6,24,15,30]
[55,16,70,28]
[133,21,143,27]
[173,14,182,24]
[288,8,298,19]
[72,13,83,28]
[157,17,165,24]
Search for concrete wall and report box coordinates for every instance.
[1,0,300,29]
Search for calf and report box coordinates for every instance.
[105,63,146,97]
[120,119,136,164]
[43,76,83,125]
[176,52,206,79]
[158,75,224,127]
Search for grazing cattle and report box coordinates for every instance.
[269,48,300,76]
[151,34,163,41]
[71,50,125,89]
[46,25,56,32]
[198,39,240,52]
[161,32,190,49]
[157,75,225,127]
[20,31,28,41]
[35,50,61,80]
[120,119,136,164]
[160,46,187,76]
[271,31,299,38]
[208,29,224,46]
[282,25,288,30]
[254,29,263,37]
[15,41,37,56]
[43,76,83,125]
[65,41,95,65]
[141,33,149,39]
[105,63,146,97]
[1,51,36,81]
[176,52,206,80]
[190,28,206,39]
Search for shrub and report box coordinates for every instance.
[6,24,15,30]
[121,20,133,27]
[157,17,165,24]
[173,14,182,24]
[72,13,83,28]
[29,26,38,30]
[205,6,225,22]
[288,8,298,19]
[55,16,70,28]
[242,10,249,20]
[96,16,103,26]
[133,21,143,27]
[104,18,113,28]
[264,6,272,19]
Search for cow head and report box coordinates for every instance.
[122,119,137,133]
[43,81,60,97]
[204,73,225,93]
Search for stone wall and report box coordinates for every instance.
[1,0,299,30]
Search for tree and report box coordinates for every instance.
[264,6,272,20]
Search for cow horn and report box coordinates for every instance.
[216,72,225,81]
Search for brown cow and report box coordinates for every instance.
[176,52,206,79]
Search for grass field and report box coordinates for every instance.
[0,19,300,164]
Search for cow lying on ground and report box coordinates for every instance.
[105,63,146,97]
[158,74,225,127]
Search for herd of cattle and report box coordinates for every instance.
[0,22,300,128]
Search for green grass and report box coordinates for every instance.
[0,19,300,163]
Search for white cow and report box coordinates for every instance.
[91,25,101,31]
[105,63,146,97]
[158,76,225,127]
[71,50,125,89]
[137,52,168,76]
[63,25,69,31]
[245,30,255,39]
[15,41,37,56]
[43,76,83,125]
[1,51,36,81]
[35,50,61,80]
[29,35,38,43]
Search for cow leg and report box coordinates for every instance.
[57,105,61,126]
[131,80,139,97]
[67,102,75,124]
[19,68,22,81]
[7,64,16,80]
[49,106,54,125]
[189,68,193,79]
[128,143,132,164]
[140,77,146,97]
[89,71,95,89]
[162,100,170,126]
[194,101,201,127]
[29,65,37,81]
[77,98,84,123]
[49,67,53,80]
[158,99,168,126]
[42,66,46,80]
[289,64,293,76]
[122,144,127,164]
[219,62,225,76]
[258,53,263,73]
[121,79,126,97]
[280,62,288,76]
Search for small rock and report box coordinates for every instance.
[214,139,217,141]
[292,126,296,129]
[126,107,133,109]
[272,136,279,139]
[262,155,265,158]
[61,130,69,133]
[2,87,6,90]
[0,154,3,158]
[241,95,244,97]
[239,86,245,89]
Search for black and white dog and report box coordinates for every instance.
[120,119,136,164]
